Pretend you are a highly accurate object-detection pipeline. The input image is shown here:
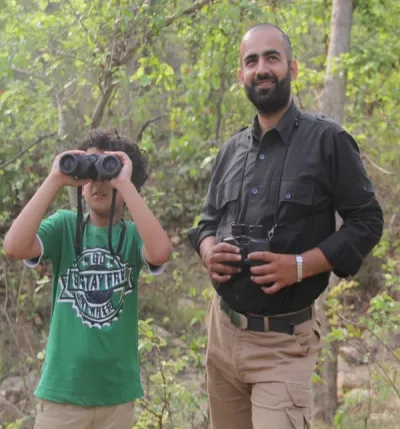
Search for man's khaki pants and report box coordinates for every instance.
[206,295,321,429]
[34,399,134,429]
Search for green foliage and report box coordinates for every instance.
[1,0,400,428]
[1,0,399,230]
[325,255,400,428]
[4,420,23,429]
[136,318,208,429]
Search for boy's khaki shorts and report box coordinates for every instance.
[34,399,134,429]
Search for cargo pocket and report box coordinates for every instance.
[117,401,135,428]
[313,318,321,341]
[293,319,313,356]
[294,318,321,357]
[35,400,65,429]
[285,383,311,429]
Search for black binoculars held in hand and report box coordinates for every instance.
[223,223,270,268]
[59,153,122,181]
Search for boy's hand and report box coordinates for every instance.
[50,150,93,188]
[106,151,133,188]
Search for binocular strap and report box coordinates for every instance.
[75,186,84,257]
[108,189,126,256]
[75,187,126,258]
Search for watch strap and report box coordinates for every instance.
[296,254,303,282]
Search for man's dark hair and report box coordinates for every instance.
[77,129,148,192]
[245,23,293,62]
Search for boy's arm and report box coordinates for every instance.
[4,150,91,260]
[116,181,173,266]
[4,176,61,260]
[109,152,172,266]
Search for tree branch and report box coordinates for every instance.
[356,341,400,400]
[361,154,393,175]
[56,92,68,140]
[119,0,214,66]
[136,115,167,143]
[91,72,117,129]
[161,0,213,28]
[377,106,400,137]
[11,66,50,83]
[337,312,400,365]
[65,0,103,53]
[0,133,57,170]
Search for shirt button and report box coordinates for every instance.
[259,154,265,160]
[251,188,258,195]
[285,192,292,199]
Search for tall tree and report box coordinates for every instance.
[314,0,354,423]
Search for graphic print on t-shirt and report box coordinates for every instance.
[58,247,135,328]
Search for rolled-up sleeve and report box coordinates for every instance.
[317,130,384,277]
[188,154,223,254]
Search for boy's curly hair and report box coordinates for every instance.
[77,129,148,192]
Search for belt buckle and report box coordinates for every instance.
[229,309,248,329]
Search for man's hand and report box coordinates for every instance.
[50,150,93,188]
[247,251,297,294]
[204,242,242,283]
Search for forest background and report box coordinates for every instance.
[1,0,400,428]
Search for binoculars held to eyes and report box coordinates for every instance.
[59,153,122,181]
[222,223,270,268]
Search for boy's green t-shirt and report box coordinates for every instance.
[29,209,145,406]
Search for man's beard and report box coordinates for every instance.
[244,68,291,115]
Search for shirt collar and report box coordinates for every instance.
[252,101,300,146]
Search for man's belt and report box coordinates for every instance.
[220,298,312,335]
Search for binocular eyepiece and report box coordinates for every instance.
[59,153,122,181]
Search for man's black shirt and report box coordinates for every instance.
[188,103,384,316]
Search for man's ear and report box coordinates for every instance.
[289,60,298,81]
[238,67,244,87]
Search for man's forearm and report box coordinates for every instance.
[4,175,61,258]
[199,235,216,264]
[301,247,333,279]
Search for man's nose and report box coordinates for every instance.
[256,57,271,76]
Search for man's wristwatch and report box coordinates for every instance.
[295,255,303,282]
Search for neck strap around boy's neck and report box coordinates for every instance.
[75,187,126,258]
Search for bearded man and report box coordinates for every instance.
[188,24,383,429]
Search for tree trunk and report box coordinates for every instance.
[56,91,78,208]
[319,0,354,123]
[314,0,354,424]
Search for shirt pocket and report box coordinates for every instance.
[277,181,315,226]
[215,181,241,210]
[270,181,315,254]
[279,181,314,206]
[215,182,241,242]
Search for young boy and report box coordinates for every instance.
[4,130,173,429]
